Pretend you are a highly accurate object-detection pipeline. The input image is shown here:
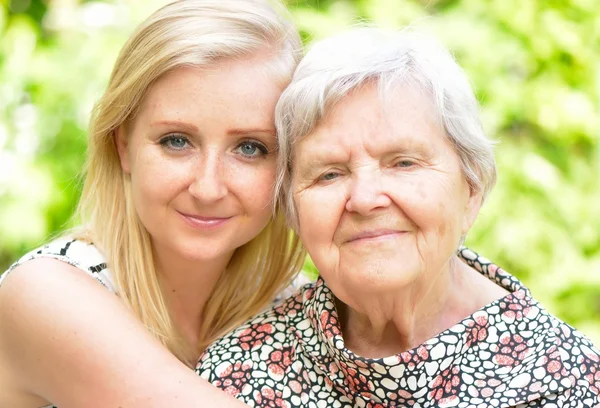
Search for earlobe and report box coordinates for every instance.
[115,126,131,174]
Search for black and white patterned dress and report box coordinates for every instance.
[198,248,600,407]
[0,237,116,293]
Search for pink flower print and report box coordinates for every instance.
[253,386,288,408]
[502,291,533,321]
[487,263,500,279]
[319,310,341,339]
[584,367,600,396]
[493,333,531,367]
[429,365,461,403]
[237,323,274,351]
[365,403,386,408]
[286,372,311,401]
[383,390,413,406]
[356,359,369,369]
[465,315,489,348]
[580,348,600,395]
[338,361,369,394]
[473,377,503,399]
[213,360,253,397]
[399,345,430,369]
[265,348,293,380]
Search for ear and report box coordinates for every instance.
[462,185,483,235]
[115,126,131,174]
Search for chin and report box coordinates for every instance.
[349,273,417,294]
[174,242,233,263]
[338,256,419,289]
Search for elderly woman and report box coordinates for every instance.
[197,28,600,407]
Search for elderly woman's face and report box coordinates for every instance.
[291,84,482,295]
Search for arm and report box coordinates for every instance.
[0,258,246,408]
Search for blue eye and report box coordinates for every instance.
[159,134,190,150]
[236,141,268,158]
[320,172,339,181]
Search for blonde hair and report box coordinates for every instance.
[74,0,305,365]
[275,27,497,228]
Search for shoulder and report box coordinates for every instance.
[197,287,309,397]
[1,237,116,293]
[0,253,241,407]
[0,254,119,405]
[550,318,600,402]
[0,253,122,346]
[513,304,600,404]
[0,248,241,407]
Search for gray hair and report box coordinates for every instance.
[275,27,497,228]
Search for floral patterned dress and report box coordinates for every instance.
[197,248,600,407]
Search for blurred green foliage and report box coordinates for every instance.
[1,0,599,343]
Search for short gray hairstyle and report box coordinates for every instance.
[275,27,497,228]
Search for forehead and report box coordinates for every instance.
[293,83,444,161]
[135,56,284,130]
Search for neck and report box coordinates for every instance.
[153,245,232,354]
[338,256,508,358]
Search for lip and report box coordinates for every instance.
[177,211,232,230]
[345,229,406,244]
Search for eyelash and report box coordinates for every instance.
[159,134,191,151]
[318,171,341,183]
[395,159,416,168]
[234,140,269,159]
[317,159,416,182]
[158,134,269,159]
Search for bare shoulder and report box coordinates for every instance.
[0,257,117,339]
[0,258,245,408]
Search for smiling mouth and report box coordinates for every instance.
[178,211,232,229]
[346,230,406,244]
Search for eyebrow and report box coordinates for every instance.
[151,120,198,133]
[295,142,433,176]
[295,151,346,178]
[151,121,275,137]
[228,128,276,137]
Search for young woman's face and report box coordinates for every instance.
[117,55,283,267]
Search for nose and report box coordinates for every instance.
[188,151,228,202]
[345,169,391,215]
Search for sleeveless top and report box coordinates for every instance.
[0,236,312,408]
[0,237,116,293]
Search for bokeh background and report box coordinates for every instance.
[1,0,599,343]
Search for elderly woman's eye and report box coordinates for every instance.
[396,159,415,168]
[320,172,339,182]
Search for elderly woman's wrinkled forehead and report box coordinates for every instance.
[291,81,447,172]
[297,78,441,144]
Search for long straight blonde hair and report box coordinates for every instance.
[74,0,305,366]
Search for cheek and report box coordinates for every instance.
[131,154,186,209]
[295,187,345,250]
[230,163,276,213]
[388,174,463,235]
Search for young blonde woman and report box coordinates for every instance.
[0,0,305,406]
